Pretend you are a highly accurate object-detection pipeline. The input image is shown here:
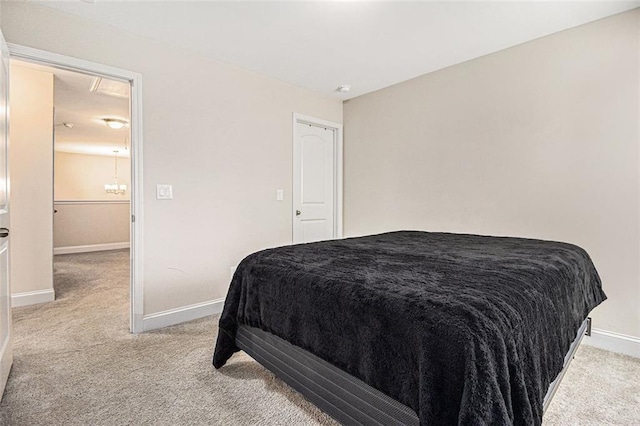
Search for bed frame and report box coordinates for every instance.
[235,318,590,425]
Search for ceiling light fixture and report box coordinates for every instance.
[337,85,351,93]
[103,118,128,130]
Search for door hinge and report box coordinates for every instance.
[131,215,135,223]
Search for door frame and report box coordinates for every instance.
[7,44,145,333]
[292,113,343,240]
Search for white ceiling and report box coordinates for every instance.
[34,0,639,99]
[14,60,130,157]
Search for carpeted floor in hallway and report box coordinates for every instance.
[0,250,638,425]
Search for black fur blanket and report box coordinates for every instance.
[213,231,606,425]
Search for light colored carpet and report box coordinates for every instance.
[0,250,637,425]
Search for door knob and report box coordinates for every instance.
[0,228,8,238]
[295,210,301,216]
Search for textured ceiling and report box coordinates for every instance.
[35,0,640,99]
[12,1,639,155]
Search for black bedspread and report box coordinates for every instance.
[213,231,606,425]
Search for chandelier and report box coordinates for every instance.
[104,150,127,195]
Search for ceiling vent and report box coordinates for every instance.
[89,77,129,99]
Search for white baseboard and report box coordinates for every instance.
[583,327,640,358]
[142,298,224,332]
[54,242,130,255]
[11,289,55,308]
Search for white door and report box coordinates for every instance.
[293,121,336,244]
[0,29,12,397]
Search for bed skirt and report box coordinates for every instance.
[235,319,589,425]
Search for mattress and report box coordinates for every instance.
[214,231,606,425]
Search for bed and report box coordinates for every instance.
[213,231,606,425]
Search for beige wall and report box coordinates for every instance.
[1,2,343,314]
[344,10,639,338]
[55,151,131,200]
[9,64,54,295]
[54,152,130,249]
[54,202,129,248]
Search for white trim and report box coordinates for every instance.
[54,242,130,255]
[130,65,144,334]
[55,200,130,205]
[142,299,224,332]
[7,44,133,83]
[292,113,344,241]
[583,328,640,358]
[11,289,55,308]
[8,43,144,333]
[294,113,343,132]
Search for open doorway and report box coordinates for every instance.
[7,45,143,333]
[52,69,131,260]
[10,58,131,327]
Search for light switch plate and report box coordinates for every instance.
[276,189,284,201]
[156,184,173,200]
